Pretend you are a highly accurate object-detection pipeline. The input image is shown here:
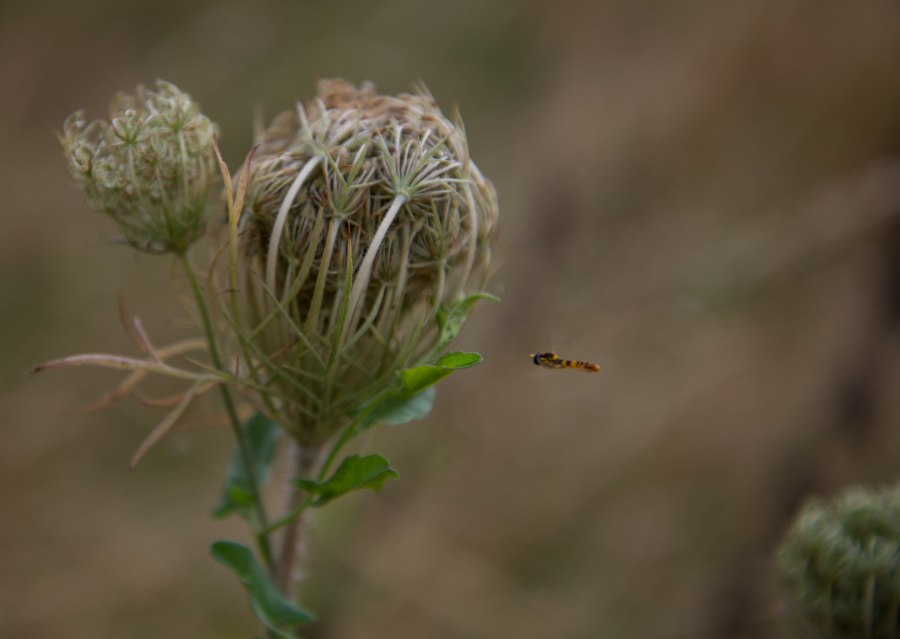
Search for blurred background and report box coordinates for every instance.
[3,0,900,637]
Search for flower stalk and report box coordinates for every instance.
[179,251,274,569]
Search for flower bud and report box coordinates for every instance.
[235,79,499,437]
[778,484,900,638]
[59,80,218,254]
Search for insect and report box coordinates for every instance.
[530,352,600,373]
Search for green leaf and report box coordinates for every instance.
[227,485,253,506]
[212,413,280,519]
[437,292,499,346]
[398,351,483,395]
[353,387,436,436]
[211,541,315,637]
[293,454,398,506]
[398,366,453,394]
[433,351,483,368]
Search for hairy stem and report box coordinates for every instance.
[276,438,323,598]
[179,252,274,570]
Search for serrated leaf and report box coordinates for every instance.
[211,541,315,636]
[293,454,398,506]
[437,292,500,346]
[212,413,280,519]
[398,351,483,395]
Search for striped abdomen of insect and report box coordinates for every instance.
[530,352,600,372]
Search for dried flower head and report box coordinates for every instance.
[778,484,900,639]
[59,80,218,254]
[229,79,499,439]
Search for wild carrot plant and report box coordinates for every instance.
[36,78,499,637]
[779,484,900,639]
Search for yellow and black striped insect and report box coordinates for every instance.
[530,352,600,373]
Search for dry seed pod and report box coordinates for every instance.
[779,484,900,638]
[232,79,499,440]
[59,80,218,254]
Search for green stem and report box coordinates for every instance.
[178,252,274,571]
[319,390,389,480]
[264,495,313,535]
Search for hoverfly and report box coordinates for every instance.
[530,352,600,373]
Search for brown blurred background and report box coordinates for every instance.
[3,1,900,637]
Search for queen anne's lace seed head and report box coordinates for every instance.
[59,81,218,254]
[779,484,900,638]
[235,79,499,438]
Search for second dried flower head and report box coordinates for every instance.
[59,80,218,254]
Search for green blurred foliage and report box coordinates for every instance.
[780,484,900,639]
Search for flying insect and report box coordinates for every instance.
[530,352,600,373]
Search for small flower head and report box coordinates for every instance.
[778,484,900,638]
[59,80,218,254]
[232,79,499,438]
